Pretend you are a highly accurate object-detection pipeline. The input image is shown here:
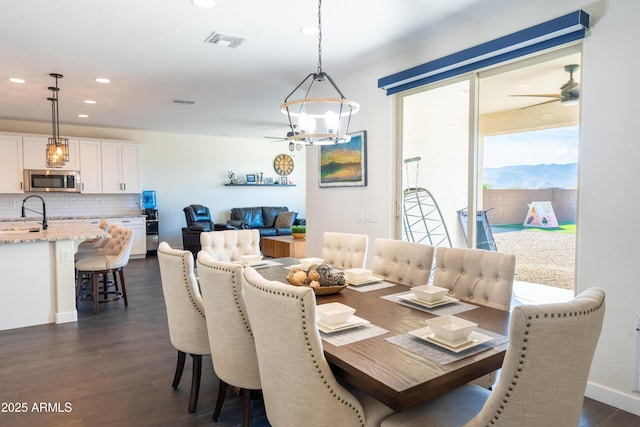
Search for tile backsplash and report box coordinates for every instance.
[0,193,142,220]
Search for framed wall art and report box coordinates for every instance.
[246,174,257,184]
[319,130,367,188]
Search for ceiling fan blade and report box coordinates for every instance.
[510,94,562,99]
[519,98,560,110]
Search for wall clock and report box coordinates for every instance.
[273,154,294,176]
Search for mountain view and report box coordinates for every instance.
[483,163,578,189]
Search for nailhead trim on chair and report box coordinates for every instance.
[482,298,606,427]
[164,249,205,318]
[245,277,366,426]
[200,262,254,337]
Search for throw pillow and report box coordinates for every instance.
[275,211,296,229]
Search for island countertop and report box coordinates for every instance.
[0,220,109,244]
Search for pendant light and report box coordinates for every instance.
[46,73,69,168]
[280,0,359,145]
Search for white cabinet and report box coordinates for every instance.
[106,217,146,258]
[79,140,103,193]
[22,136,79,170]
[101,142,141,194]
[0,134,24,193]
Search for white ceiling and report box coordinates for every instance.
[2,0,576,140]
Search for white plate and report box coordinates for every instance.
[238,260,268,267]
[286,264,308,271]
[398,293,459,308]
[317,315,370,333]
[346,275,384,286]
[409,326,493,353]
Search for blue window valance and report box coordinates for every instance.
[378,10,589,95]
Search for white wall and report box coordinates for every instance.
[0,119,307,249]
[306,0,640,415]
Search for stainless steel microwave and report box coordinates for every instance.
[24,169,81,192]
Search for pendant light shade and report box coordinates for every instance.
[46,73,69,168]
[280,0,359,145]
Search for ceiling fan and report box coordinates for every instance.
[511,64,580,108]
[264,127,303,151]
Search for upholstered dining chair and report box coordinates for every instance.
[380,287,605,427]
[75,226,133,314]
[242,267,394,427]
[196,251,261,426]
[157,242,210,413]
[371,239,434,286]
[200,229,261,262]
[433,246,516,312]
[432,246,516,388]
[322,231,369,269]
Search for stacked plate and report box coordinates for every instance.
[316,302,370,333]
[343,268,383,286]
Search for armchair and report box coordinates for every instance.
[182,204,216,256]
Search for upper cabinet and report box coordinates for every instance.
[22,136,79,170]
[0,134,24,193]
[101,142,141,194]
[79,140,103,194]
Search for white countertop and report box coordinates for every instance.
[0,220,109,244]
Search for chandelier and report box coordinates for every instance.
[46,73,69,168]
[280,0,359,145]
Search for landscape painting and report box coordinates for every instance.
[319,130,367,187]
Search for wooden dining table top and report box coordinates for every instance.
[256,258,510,412]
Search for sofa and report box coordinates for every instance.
[226,206,305,237]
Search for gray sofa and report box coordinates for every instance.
[226,206,305,237]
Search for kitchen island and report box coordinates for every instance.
[0,221,108,331]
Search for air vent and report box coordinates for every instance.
[204,31,246,48]
[169,99,196,105]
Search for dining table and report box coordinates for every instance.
[254,257,510,412]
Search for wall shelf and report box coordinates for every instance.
[224,184,296,187]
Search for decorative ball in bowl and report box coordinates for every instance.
[412,285,448,303]
[425,315,477,342]
[285,263,346,295]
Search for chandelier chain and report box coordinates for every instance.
[317,0,322,74]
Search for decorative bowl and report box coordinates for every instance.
[344,268,372,282]
[412,285,448,303]
[317,302,356,325]
[425,315,477,342]
[292,233,306,240]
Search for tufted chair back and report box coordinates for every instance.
[433,246,516,311]
[322,232,369,269]
[200,229,261,261]
[371,239,434,286]
[242,267,393,427]
[196,251,261,422]
[158,242,210,356]
[99,226,134,269]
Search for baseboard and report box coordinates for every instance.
[585,381,640,416]
[55,310,78,324]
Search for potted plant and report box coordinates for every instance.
[291,225,306,239]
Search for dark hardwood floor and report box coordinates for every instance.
[0,257,638,426]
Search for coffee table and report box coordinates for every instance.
[261,235,306,258]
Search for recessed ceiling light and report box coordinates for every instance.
[9,77,25,83]
[84,100,97,104]
[95,78,111,84]
[191,0,215,8]
[78,114,89,118]
[300,26,319,36]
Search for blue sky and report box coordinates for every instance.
[483,125,579,168]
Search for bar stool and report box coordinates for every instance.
[75,227,134,314]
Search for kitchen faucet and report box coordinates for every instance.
[21,195,48,230]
